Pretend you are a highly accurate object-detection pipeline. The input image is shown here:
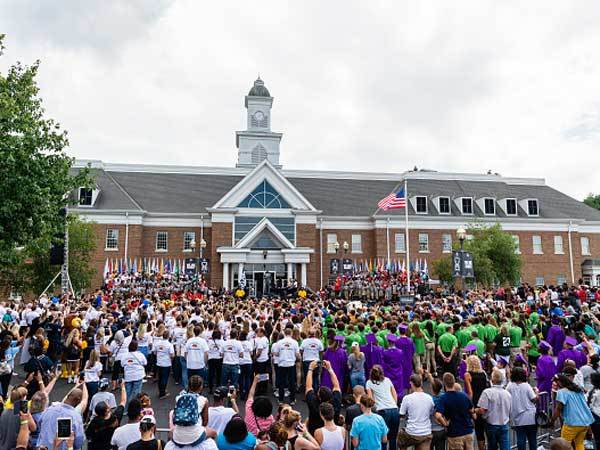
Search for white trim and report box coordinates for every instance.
[520,198,540,217]
[411,195,428,214]
[212,159,317,211]
[498,198,518,216]
[433,196,451,215]
[73,160,546,185]
[234,217,295,249]
[477,197,496,216]
[321,220,374,230]
[454,197,474,215]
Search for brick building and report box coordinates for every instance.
[72,78,600,293]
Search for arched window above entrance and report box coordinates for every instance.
[237,180,291,209]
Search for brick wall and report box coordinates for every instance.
[87,221,600,291]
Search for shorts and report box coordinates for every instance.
[447,434,474,450]
[112,360,123,380]
[397,429,432,449]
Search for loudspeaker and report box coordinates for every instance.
[50,233,64,265]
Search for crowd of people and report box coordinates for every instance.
[0,271,599,450]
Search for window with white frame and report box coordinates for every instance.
[506,199,517,216]
[581,236,591,255]
[415,196,427,214]
[418,233,429,252]
[183,231,196,252]
[442,234,452,253]
[438,197,451,214]
[532,235,543,254]
[527,199,539,216]
[79,188,93,206]
[105,229,119,250]
[156,231,168,252]
[535,276,545,286]
[484,198,495,215]
[553,235,564,254]
[461,198,473,215]
[327,234,338,253]
[512,235,521,254]
[395,233,406,253]
[351,234,362,253]
[557,275,567,285]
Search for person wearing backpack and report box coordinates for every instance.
[167,391,218,450]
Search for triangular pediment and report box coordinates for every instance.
[212,160,317,211]
[234,217,295,249]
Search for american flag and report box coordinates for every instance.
[378,188,406,210]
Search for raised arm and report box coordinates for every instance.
[248,374,260,402]
[323,360,340,392]
[306,360,318,395]
[119,379,127,407]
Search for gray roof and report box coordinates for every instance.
[71,168,600,221]
[248,77,270,97]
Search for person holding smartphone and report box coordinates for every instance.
[245,374,275,437]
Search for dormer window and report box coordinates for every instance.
[78,187,99,207]
[527,199,539,216]
[461,197,473,215]
[506,199,517,216]
[415,196,428,214]
[484,198,495,215]
[438,197,451,214]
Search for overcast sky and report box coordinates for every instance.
[2,1,599,200]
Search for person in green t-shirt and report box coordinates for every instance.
[455,322,472,349]
[410,322,426,373]
[527,330,541,365]
[509,319,523,359]
[466,330,486,358]
[437,324,458,376]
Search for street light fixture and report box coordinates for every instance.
[334,241,340,253]
[342,241,349,253]
[457,227,467,243]
[199,238,207,258]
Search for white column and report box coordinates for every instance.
[238,262,244,284]
[287,263,293,281]
[223,263,229,290]
[301,263,307,287]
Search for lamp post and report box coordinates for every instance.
[334,241,340,253]
[342,241,349,254]
[457,226,467,299]
[199,238,207,259]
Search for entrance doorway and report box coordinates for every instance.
[233,263,287,297]
[254,271,275,297]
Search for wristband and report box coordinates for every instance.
[20,420,28,425]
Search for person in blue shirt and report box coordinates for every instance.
[37,386,85,450]
[216,416,257,450]
[551,374,594,450]
[350,395,388,450]
[434,373,474,450]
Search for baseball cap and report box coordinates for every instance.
[140,415,156,425]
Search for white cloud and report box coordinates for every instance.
[1,0,599,200]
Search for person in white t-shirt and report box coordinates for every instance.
[273,327,300,405]
[239,330,255,400]
[154,330,175,398]
[221,329,243,388]
[301,330,324,391]
[398,374,434,450]
[253,328,270,374]
[185,326,209,381]
[109,330,133,390]
[207,329,224,393]
[83,349,103,399]
[110,397,145,450]
[207,386,240,434]
[122,340,147,403]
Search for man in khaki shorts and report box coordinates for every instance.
[398,374,434,450]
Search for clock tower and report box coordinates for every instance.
[236,77,283,168]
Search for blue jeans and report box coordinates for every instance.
[221,364,240,388]
[125,379,143,403]
[86,381,99,400]
[350,371,366,388]
[514,425,537,450]
[378,408,399,450]
[278,365,296,403]
[180,356,188,389]
[239,364,253,399]
[158,366,170,397]
[187,367,208,385]
[486,424,510,450]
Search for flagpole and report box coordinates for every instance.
[386,217,390,271]
[404,179,410,293]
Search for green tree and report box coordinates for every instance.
[431,256,453,285]
[25,217,97,294]
[0,35,90,290]
[584,194,600,210]
[462,223,521,286]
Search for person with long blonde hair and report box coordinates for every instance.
[464,355,488,450]
[281,409,320,450]
[84,349,103,399]
[65,328,82,383]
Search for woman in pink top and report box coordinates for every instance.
[245,374,275,438]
